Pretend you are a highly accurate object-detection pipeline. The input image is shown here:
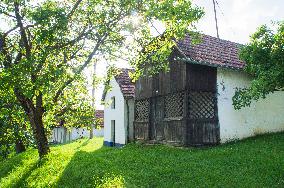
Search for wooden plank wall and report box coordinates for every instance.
[135,59,187,99]
[186,64,217,92]
[186,64,219,146]
[134,60,220,146]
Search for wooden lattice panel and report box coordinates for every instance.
[135,99,150,121]
[188,91,216,119]
[164,92,184,118]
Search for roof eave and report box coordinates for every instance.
[176,57,244,71]
[124,96,134,100]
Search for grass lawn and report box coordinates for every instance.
[0,133,284,188]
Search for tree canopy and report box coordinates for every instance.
[0,0,204,158]
[233,22,284,109]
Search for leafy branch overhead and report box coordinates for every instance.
[0,0,204,157]
[233,22,284,109]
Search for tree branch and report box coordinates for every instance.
[14,1,31,59]
[52,34,107,104]
[51,26,89,50]
[52,8,128,104]
[67,0,83,18]
[0,4,17,19]
[3,25,19,38]
[14,88,34,114]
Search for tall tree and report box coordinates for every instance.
[233,22,284,109]
[0,0,203,158]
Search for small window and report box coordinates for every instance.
[111,97,115,109]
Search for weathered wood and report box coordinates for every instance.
[134,122,149,140]
[150,96,164,140]
[164,119,185,144]
[186,64,217,92]
[135,76,153,99]
[134,56,220,146]
[187,119,219,145]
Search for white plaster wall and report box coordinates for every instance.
[217,68,284,142]
[71,127,104,138]
[94,128,104,137]
[71,127,89,140]
[104,78,126,145]
[50,126,103,144]
[50,127,71,143]
[124,99,135,141]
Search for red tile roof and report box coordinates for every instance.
[95,110,104,119]
[177,34,245,69]
[114,68,135,99]
[102,35,244,102]
[95,110,104,126]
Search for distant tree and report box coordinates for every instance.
[46,77,95,130]
[0,0,203,158]
[233,22,284,109]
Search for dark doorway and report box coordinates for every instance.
[111,120,115,146]
[150,97,164,141]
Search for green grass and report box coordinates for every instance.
[1,133,284,188]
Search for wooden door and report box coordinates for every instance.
[187,91,219,145]
[150,97,164,141]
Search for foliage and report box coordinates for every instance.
[0,133,284,187]
[0,125,14,160]
[233,22,284,109]
[0,0,204,157]
[45,77,95,130]
[0,89,32,159]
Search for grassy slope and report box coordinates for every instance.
[0,133,284,188]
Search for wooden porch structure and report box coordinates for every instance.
[134,60,220,146]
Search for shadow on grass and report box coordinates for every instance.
[55,132,284,188]
[0,150,36,180]
[0,139,91,187]
[12,159,47,188]
[2,133,284,187]
[55,147,132,188]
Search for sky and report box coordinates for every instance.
[193,0,284,44]
[94,0,284,109]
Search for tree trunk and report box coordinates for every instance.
[14,88,50,158]
[63,127,67,143]
[15,89,50,158]
[15,139,26,154]
[90,125,94,139]
[28,108,50,158]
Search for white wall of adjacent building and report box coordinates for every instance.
[125,99,135,141]
[104,78,127,146]
[217,68,284,143]
[50,126,104,144]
